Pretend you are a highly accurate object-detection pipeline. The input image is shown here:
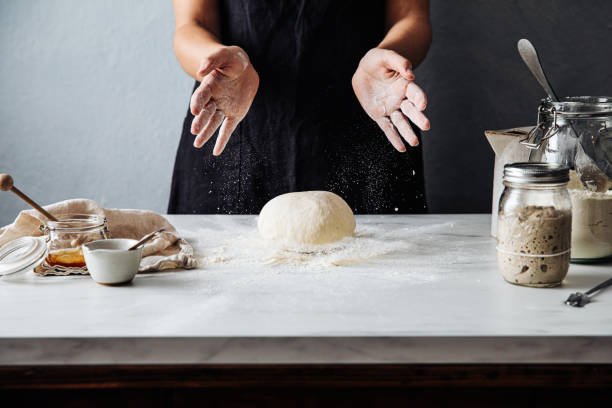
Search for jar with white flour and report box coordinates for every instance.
[518,96,612,262]
[567,170,612,262]
[497,163,572,287]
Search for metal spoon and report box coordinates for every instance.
[564,276,612,307]
[517,39,612,183]
[517,39,559,101]
[128,229,165,251]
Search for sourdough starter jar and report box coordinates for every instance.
[496,163,572,287]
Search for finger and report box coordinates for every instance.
[213,117,240,156]
[190,84,212,116]
[218,48,249,77]
[200,46,247,78]
[405,82,427,111]
[190,101,217,135]
[400,99,431,131]
[390,111,419,147]
[375,116,406,152]
[381,50,414,80]
[193,110,224,148]
[197,53,223,78]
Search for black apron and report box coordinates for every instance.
[168,0,427,214]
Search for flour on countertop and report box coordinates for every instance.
[185,220,459,270]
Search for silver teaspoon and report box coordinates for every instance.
[564,276,612,307]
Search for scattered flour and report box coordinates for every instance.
[187,220,458,270]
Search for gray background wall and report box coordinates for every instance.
[1,0,611,226]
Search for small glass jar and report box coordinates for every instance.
[496,163,572,287]
[39,214,110,274]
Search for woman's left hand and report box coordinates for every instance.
[352,48,430,152]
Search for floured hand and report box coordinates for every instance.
[352,48,430,152]
[190,46,259,155]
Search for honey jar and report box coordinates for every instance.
[39,214,110,273]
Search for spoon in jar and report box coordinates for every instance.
[517,39,612,185]
[128,229,165,251]
[0,174,58,221]
[517,39,559,102]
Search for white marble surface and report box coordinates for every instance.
[1,214,611,364]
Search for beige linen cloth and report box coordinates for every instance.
[0,199,197,275]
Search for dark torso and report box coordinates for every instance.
[168,0,426,214]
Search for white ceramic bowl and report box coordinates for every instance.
[82,239,142,285]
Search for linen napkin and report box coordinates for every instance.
[0,198,197,275]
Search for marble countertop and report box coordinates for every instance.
[1,214,611,365]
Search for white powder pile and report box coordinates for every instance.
[186,219,457,270]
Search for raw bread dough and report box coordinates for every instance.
[258,191,356,245]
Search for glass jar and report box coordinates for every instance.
[39,214,110,274]
[496,163,572,287]
[520,96,612,262]
[522,96,612,175]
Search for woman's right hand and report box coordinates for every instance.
[190,45,259,155]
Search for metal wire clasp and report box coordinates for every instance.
[39,224,51,242]
[520,106,559,149]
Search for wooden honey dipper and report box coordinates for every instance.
[0,174,58,221]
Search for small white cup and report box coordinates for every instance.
[82,239,142,285]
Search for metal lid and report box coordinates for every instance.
[542,96,612,117]
[503,162,569,184]
[0,236,46,276]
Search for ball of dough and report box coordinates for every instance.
[258,191,356,245]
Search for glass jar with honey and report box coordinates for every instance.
[39,214,110,274]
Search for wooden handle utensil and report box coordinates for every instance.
[0,174,58,221]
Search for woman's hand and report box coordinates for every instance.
[190,45,259,155]
[352,48,430,152]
